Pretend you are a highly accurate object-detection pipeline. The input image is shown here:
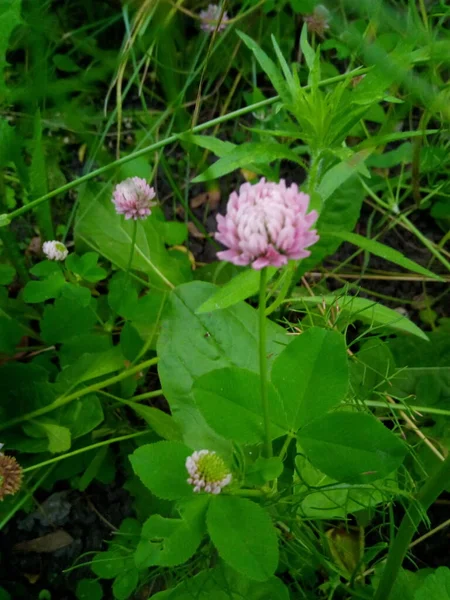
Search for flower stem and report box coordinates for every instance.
[373,454,450,600]
[116,219,138,311]
[259,267,272,458]
[22,430,151,475]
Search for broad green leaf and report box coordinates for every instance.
[29,260,60,277]
[329,231,443,281]
[295,454,398,519]
[59,333,112,368]
[130,441,193,500]
[236,31,289,102]
[293,295,428,341]
[125,403,182,441]
[317,149,372,202]
[0,316,23,354]
[66,252,107,283]
[0,264,15,285]
[298,411,407,483]
[75,183,191,290]
[196,268,276,314]
[271,328,348,429]
[193,367,288,444]
[415,567,450,600]
[296,178,364,277]
[41,296,97,343]
[57,394,104,439]
[157,281,287,451]
[91,550,128,579]
[0,363,56,422]
[0,0,22,96]
[152,565,289,599]
[60,283,92,307]
[350,339,396,400]
[207,496,278,582]
[135,514,203,568]
[76,579,103,600]
[193,142,303,183]
[24,420,71,453]
[112,567,139,600]
[245,456,283,486]
[23,271,66,303]
[56,348,124,390]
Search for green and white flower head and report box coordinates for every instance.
[186,450,232,494]
[42,240,68,261]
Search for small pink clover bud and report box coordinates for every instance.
[200,4,229,33]
[112,177,156,221]
[42,240,69,261]
[215,178,319,270]
[186,450,232,495]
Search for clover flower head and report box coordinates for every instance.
[215,178,319,270]
[42,240,68,261]
[200,4,229,33]
[0,447,23,501]
[186,450,232,494]
[304,5,330,36]
[112,177,156,221]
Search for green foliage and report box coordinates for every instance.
[1,2,448,598]
[193,367,288,443]
[152,565,290,599]
[157,281,286,450]
[207,496,279,582]
[75,580,103,600]
[298,411,407,483]
[134,513,203,568]
[414,567,450,600]
[130,441,193,500]
[271,327,348,428]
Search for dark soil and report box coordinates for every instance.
[0,482,133,599]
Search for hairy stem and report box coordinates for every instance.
[259,267,272,458]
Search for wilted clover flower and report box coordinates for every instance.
[42,240,68,261]
[0,445,23,501]
[199,4,229,33]
[186,450,232,494]
[304,5,330,37]
[216,178,319,270]
[112,177,156,221]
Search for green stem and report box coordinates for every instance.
[0,466,56,530]
[2,67,372,225]
[373,454,450,600]
[259,267,272,459]
[265,262,296,316]
[22,430,151,474]
[116,219,138,311]
[278,433,295,462]
[0,356,159,432]
[363,400,450,417]
[308,150,323,196]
